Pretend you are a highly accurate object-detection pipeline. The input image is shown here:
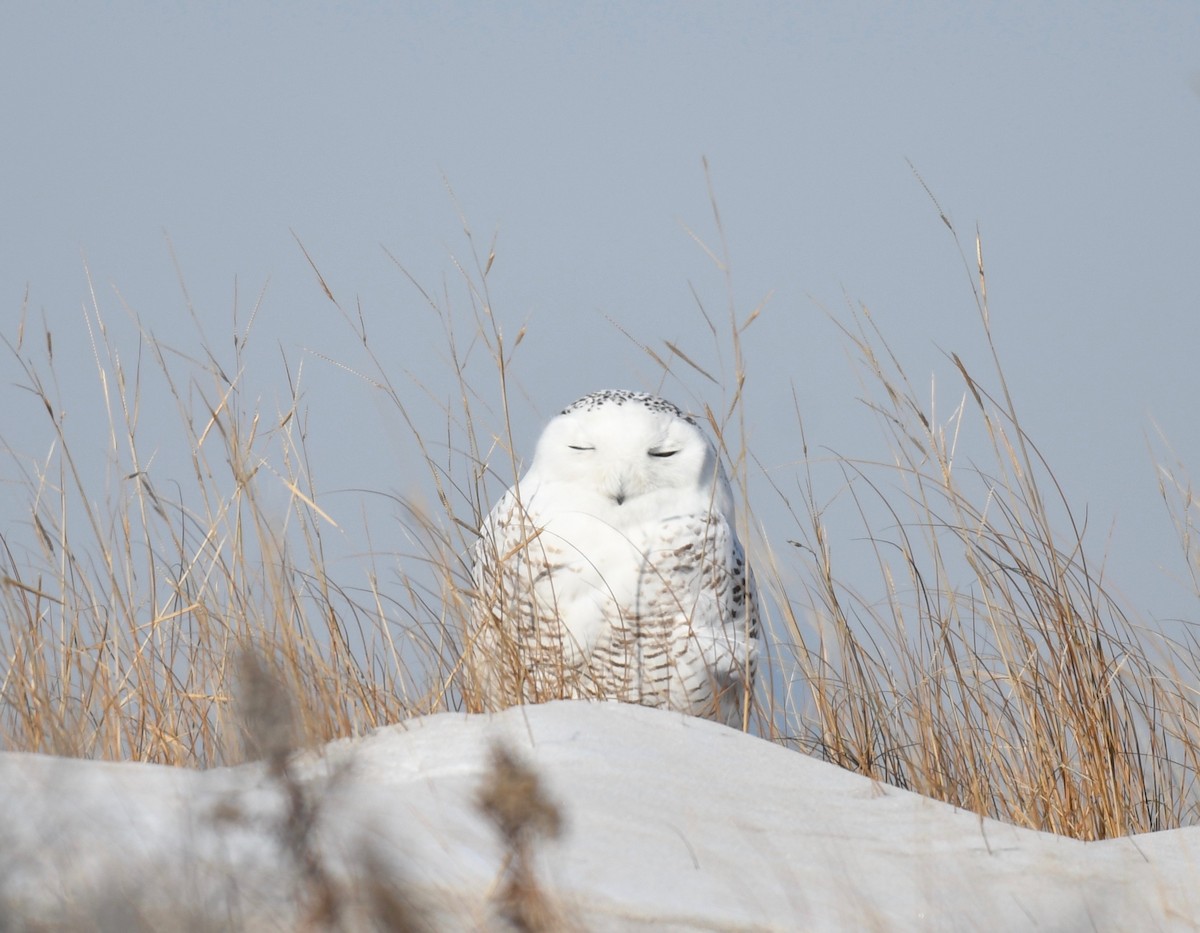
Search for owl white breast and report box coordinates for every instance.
[467,390,757,727]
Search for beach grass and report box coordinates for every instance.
[3,208,1198,843]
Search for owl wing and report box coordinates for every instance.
[632,510,758,725]
[467,486,616,707]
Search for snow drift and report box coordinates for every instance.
[1,701,1198,930]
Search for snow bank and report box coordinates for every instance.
[1,701,1197,930]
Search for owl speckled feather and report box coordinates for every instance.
[467,390,757,727]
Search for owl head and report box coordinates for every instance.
[524,390,731,517]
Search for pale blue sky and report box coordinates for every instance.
[3,3,1199,635]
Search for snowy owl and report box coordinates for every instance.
[467,389,758,727]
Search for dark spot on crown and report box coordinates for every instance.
[560,389,698,426]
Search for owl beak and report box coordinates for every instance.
[610,468,636,505]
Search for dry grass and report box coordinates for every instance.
[760,223,1200,838]
[2,199,1199,846]
[477,744,567,932]
[0,270,441,767]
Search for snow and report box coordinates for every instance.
[1,701,1198,930]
